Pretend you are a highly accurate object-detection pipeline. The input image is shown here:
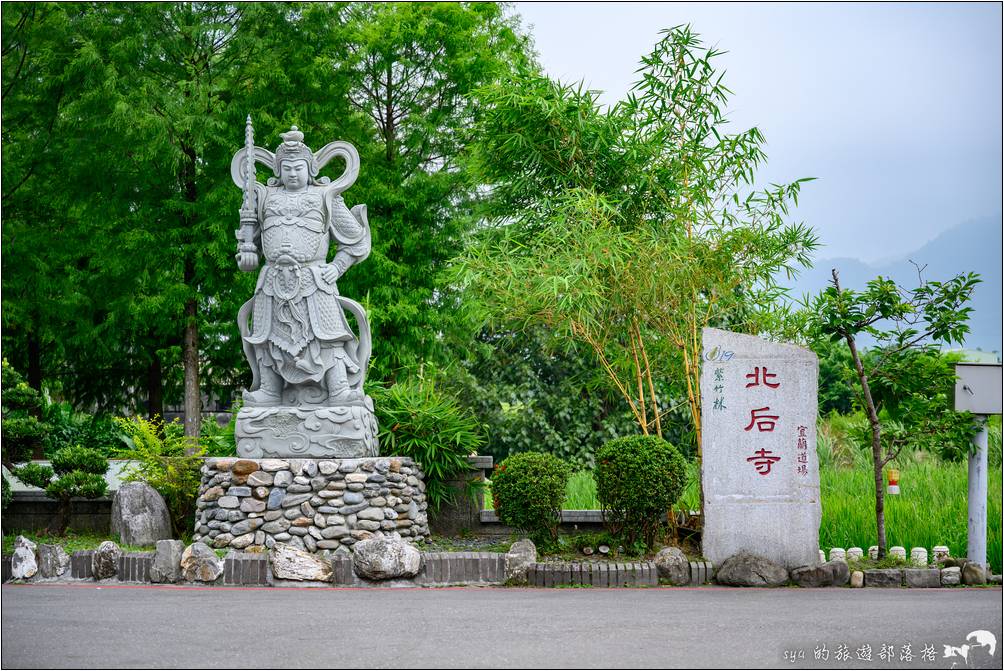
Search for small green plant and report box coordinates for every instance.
[373,377,485,510]
[595,435,688,549]
[42,401,126,458]
[115,415,203,537]
[199,401,239,457]
[491,451,571,548]
[12,445,108,534]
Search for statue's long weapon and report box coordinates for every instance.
[236,114,258,255]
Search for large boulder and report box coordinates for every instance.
[654,547,690,585]
[180,542,223,583]
[271,543,332,582]
[150,540,185,583]
[504,539,537,585]
[37,544,70,579]
[11,536,38,580]
[352,538,421,580]
[715,551,788,587]
[111,482,172,546]
[92,541,122,579]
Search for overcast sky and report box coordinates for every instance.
[512,2,1002,263]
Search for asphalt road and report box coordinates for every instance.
[2,584,1001,669]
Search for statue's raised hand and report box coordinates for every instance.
[236,252,259,272]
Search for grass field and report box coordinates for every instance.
[487,458,1002,573]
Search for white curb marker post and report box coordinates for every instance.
[954,362,1002,571]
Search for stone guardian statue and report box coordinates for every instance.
[230,118,378,458]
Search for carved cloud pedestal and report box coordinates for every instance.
[236,393,378,459]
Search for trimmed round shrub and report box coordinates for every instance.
[50,445,108,476]
[595,435,688,549]
[491,451,571,546]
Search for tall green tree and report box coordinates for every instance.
[807,268,980,557]
[332,3,533,379]
[3,3,537,425]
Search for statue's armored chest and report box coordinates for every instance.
[263,189,325,231]
[262,188,328,262]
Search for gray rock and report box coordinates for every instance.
[352,538,421,580]
[92,541,122,579]
[231,533,256,549]
[505,539,537,585]
[989,574,1002,585]
[212,533,234,548]
[270,543,332,581]
[246,471,274,487]
[273,471,293,488]
[850,570,864,588]
[281,493,311,508]
[240,498,266,513]
[303,534,317,552]
[357,520,382,531]
[827,559,850,586]
[261,518,291,533]
[180,542,222,582]
[227,486,252,497]
[150,539,185,583]
[287,484,312,494]
[715,551,789,587]
[302,461,318,477]
[941,567,961,586]
[11,546,38,580]
[111,482,172,546]
[230,518,262,536]
[273,533,292,542]
[318,460,338,475]
[259,459,289,472]
[339,502,368,515]
[357,507,384,521]
[37,544,70,578]
[217,496,239,509]
[321,526,350,540]
[342,491,364,505]
[790,564,832,588]
[310,476,327,491]
[962,562,987,585]
[903,568,941,588]
[654,547,690,585]
[864,568,903,587]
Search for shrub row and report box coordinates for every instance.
[492,435,689,549]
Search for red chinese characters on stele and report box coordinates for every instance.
[743,366,782,476]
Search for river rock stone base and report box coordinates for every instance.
[193,457,429,554]
[235,399,378,459]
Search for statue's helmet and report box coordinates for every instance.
[273,126,317,179]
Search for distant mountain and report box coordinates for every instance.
[788,216,1002,354]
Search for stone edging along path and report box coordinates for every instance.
[3,548,996,589]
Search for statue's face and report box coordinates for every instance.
[280,159,310,191]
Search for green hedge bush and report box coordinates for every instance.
[595,435,688,549]
[491,451,571,547]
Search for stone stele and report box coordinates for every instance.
[230,119,378,459]
[700,327,821,570]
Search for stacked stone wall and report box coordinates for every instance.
[193,457,428,553]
